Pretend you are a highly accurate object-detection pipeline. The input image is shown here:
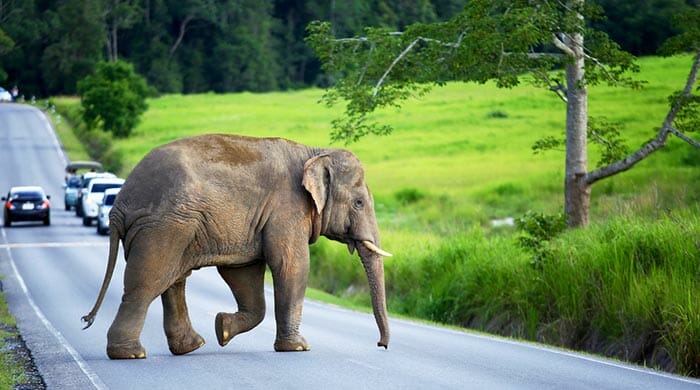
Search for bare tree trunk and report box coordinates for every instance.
[105,27,117,61]
[564,26,590,227]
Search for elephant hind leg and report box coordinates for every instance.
[161,277,205,355]
[215,261,266,347]
[106,298,149,359]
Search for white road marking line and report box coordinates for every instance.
[1,231,107,389]
[0,241,109,249]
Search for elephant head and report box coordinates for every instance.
[302,150,391,348]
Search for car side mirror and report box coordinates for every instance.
[46,195,51,200]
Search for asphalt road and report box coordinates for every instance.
[1,103,698,389]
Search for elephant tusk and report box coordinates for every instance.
[362,241,393,257]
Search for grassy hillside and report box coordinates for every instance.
[51,54,700,376]
[101,54,696,221]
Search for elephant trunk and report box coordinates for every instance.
[359,246,390,349]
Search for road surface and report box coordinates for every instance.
[1,103,698,389]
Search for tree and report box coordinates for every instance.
[307,0,700,227]
[41,0,104,95]
[77,60,149,138]
[104,0,142,61]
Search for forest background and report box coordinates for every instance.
[1,0,698,97]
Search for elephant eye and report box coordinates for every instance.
[353,199,364,209]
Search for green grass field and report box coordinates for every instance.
[50,53,700,376]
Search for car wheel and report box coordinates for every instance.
[65,203,71,211]
[3,218,9,227]
[44,216,50,226]
[83,217,91,226]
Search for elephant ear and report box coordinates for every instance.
[302,154,330,216]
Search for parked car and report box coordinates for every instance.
[76,172,116,217]
[64,161,104,211]
[2,186,51,226]
[96,188,120,235]
[0,87,12,102]
[81,177,124,226]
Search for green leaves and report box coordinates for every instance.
[77,61,149,138]
[307,0,643,144]
[533,116,630,168]
[587,117,629,167]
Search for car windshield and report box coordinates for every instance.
[104,194,117,206]
[11,191,43,201]
[92,183,122,193]
[67,177,81,188]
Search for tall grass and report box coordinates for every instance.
[381,212,700,375]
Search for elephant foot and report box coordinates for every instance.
[107,340,147,360]
[274,335,311,352]
[215,312,235,347]
[167,330,205,356]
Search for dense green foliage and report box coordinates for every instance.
[77,60,150,138]
[306,0,641,143]
[591,0,699,56]
[51,54,699,376]
[1,0,697,98]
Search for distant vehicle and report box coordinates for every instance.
[81,177,124,226]
[2,186,51,227]
[64,161,104,211]
[0,87,11,102]
[64,176,82,211]
[76,172,116,217]
[96,188,120,235]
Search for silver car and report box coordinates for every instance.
[81,177,124,226]
[96,188,120,235]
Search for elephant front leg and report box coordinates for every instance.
[215,261,266,347]
[268,243,311,352]
[161,277,205,355]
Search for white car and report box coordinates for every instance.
[96,188,120,235]
[76,172,116,216]
[81,177,124,226]
[0,87,12,102]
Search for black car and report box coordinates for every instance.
[2,186,51,226]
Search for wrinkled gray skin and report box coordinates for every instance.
[82,134,391,359]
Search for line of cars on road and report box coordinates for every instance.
[2,160,124,235]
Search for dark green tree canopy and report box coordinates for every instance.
[77,61,150,138]
[0,0,694,97]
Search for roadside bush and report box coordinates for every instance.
[77,60,149,138]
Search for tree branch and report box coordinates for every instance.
[170,15,194,59]
[551,33,575,57]
[372,37,421,97]
[670,126,700,148]
[585,48,700,185]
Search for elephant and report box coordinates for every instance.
[82,133,392,359]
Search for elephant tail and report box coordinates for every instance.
[81,226,120,329]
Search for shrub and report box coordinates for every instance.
[77,60,149,138]
[394,187,426,205]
